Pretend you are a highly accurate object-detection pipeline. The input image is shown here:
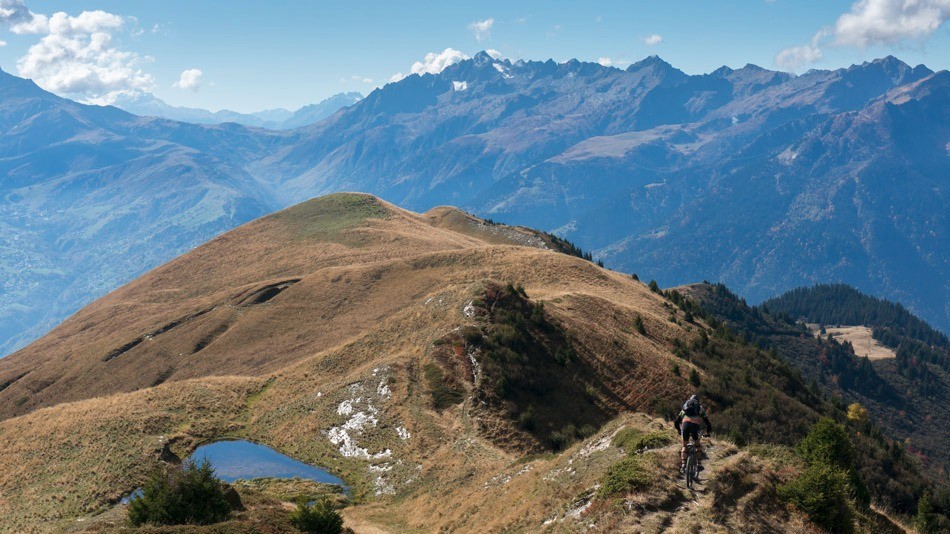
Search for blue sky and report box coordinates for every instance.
[1,0,948,112]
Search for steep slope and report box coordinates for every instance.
[0,193,679,419]
[677,282,949,492]
[0,194,939,533]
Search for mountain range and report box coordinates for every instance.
[0,52,947,356]
[101,90,363,129]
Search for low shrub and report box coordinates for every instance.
[778,463,854,533]
[613,428,672,454]
[598,457,652,498]
[289,497,344,534]
[423,363,463,410]
[127,459,235,526]
[797,417,853,468]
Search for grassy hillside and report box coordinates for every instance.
[677,282,948,510]
[0,194,943,532]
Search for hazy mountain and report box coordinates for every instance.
[0,67,287,355]
[279,91,363,129]
[104,90,362,129]
[0,53,947,356]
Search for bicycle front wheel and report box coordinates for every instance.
[685,451,695,489]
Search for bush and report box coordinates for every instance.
[289,497,344,534]
[846,403,868,425]
[613,428,672,454]
[689,369,701,387]
[423,363,463,410]
[598,457,652,498]
[797,418,853,470]
[127,459,235,526]
[779,463,853,533]
[634,314,646,335]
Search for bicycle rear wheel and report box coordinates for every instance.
[685,448,695,489]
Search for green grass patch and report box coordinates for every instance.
[598,457,653,498]
[613,428,672,454]
[232,477,344,505]
[746,443,802,468]
[424,363,464,410]
[245,378,275,410]
[272,193,390,241]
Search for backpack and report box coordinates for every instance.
[683,398,701,417]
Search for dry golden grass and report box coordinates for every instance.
[0,193,804,532]
[0,377,262,533]
[810,325,897,360]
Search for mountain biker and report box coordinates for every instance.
[674,394,712,473]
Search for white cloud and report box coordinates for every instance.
[469,18,494,42]
[173,68,202,90]
[485,49,505,60]
[16,9,154,98]
[834,0,950,46]
[598,57,613,66]
[644,34,663,46]
[412,48,469,75]
[776,0,950,71]
[0,40,5,46]
[389,48,472,83]
[10,12,46,33]
[775,41,823,71]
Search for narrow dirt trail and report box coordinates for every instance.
[659,437,734,532]
[341,510,394,534]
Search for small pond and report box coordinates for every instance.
[189,440,347,487]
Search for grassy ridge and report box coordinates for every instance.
[270,193,391,240]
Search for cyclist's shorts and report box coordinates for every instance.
[681,421,701,443]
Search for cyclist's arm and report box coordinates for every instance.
[674,411,684,432]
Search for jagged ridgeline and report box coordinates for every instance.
[0,194,945,532]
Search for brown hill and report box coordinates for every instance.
[0,194,917,532]
[2,193,674,418]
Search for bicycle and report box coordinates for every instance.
[682,434,705,489]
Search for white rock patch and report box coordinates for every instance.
[467,347,481,384]
[369,463,396,495]
[337,398,358,416]
[327,369,394,460]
